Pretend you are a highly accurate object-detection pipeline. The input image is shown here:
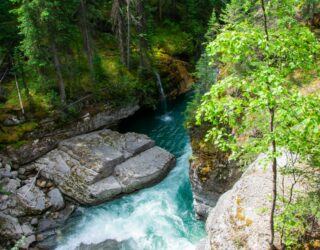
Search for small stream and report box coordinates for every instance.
[56,92,205,250]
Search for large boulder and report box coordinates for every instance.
[201,152,304,250]
[28,129,176,205]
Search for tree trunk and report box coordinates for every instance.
[159,0,163,21]
[111,0,127,66]
[14,71,24,116]
[127,0,131,69]
[136,0,149,69]
[51,41,66,104]
[260,1,277,248]
[19,60,34,112]
[80,0,94,77]
[269,108,278,250]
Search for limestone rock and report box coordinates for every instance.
[114,146,176,193]
[38,218,58,233]
[3,116,24,126]
[0,212,23,239]
[202,153,303,250]
[7,137,58,165]
[27,129,175,205]
[16,184,48,215]
[6,105,139,165]
[48,188,65,211]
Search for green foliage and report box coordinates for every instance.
[197,0,320,158]
[196,0,320,247]
[0,0,19,56]
[151,23,193,56]
[11,236,26,250]
[0,122,38,144]
[275,191,320,249]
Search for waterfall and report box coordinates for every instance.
[155,72,168,115]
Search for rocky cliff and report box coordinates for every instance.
[189,126,241,219]
[197,152,307,250]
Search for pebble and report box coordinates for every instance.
[36,179,47,188]
[19,175,28,180]
[31,218,39,226]
[11,171,18,178]
[46,181,53,188]
[36,233,44,241]
[18,167,26,175]
[5,164,11,172]
[22,224,34,236]
[1,195,9,201]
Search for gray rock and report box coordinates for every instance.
[18,167,26,175]
[27,129,174,205]
[31,218,39,226]
[201,152,304,250]
[7,137,58,165]
[16,184,48,215]
[21,224,34,236]
[89,176,122,202]
[11,171,18,178]
[35,230,57,249]
[1,170,14,179]
[0,212,23,239]
[48,188,65,211]
[3,116,24,126]
[38,218,57,233]
[55,203,76,223]
[3,179,21,193]
[7,105,139,165]
[5,164,11,172]
[115,146,176,193]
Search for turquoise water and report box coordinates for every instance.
[56,93,205,250]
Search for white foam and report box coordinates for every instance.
[56,139,204,250]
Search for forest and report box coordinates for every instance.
[0,0,320,250]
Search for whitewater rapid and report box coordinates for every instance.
[56,94,205,250]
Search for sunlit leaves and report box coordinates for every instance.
[197,0,320,163]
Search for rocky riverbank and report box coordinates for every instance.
[0,129,175,249]
[5,104,140,165]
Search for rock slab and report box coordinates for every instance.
[29,129,176,204]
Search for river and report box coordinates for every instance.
[56,92,205,250]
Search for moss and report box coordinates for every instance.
[0,122,38,144]
[151,24,193,56]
